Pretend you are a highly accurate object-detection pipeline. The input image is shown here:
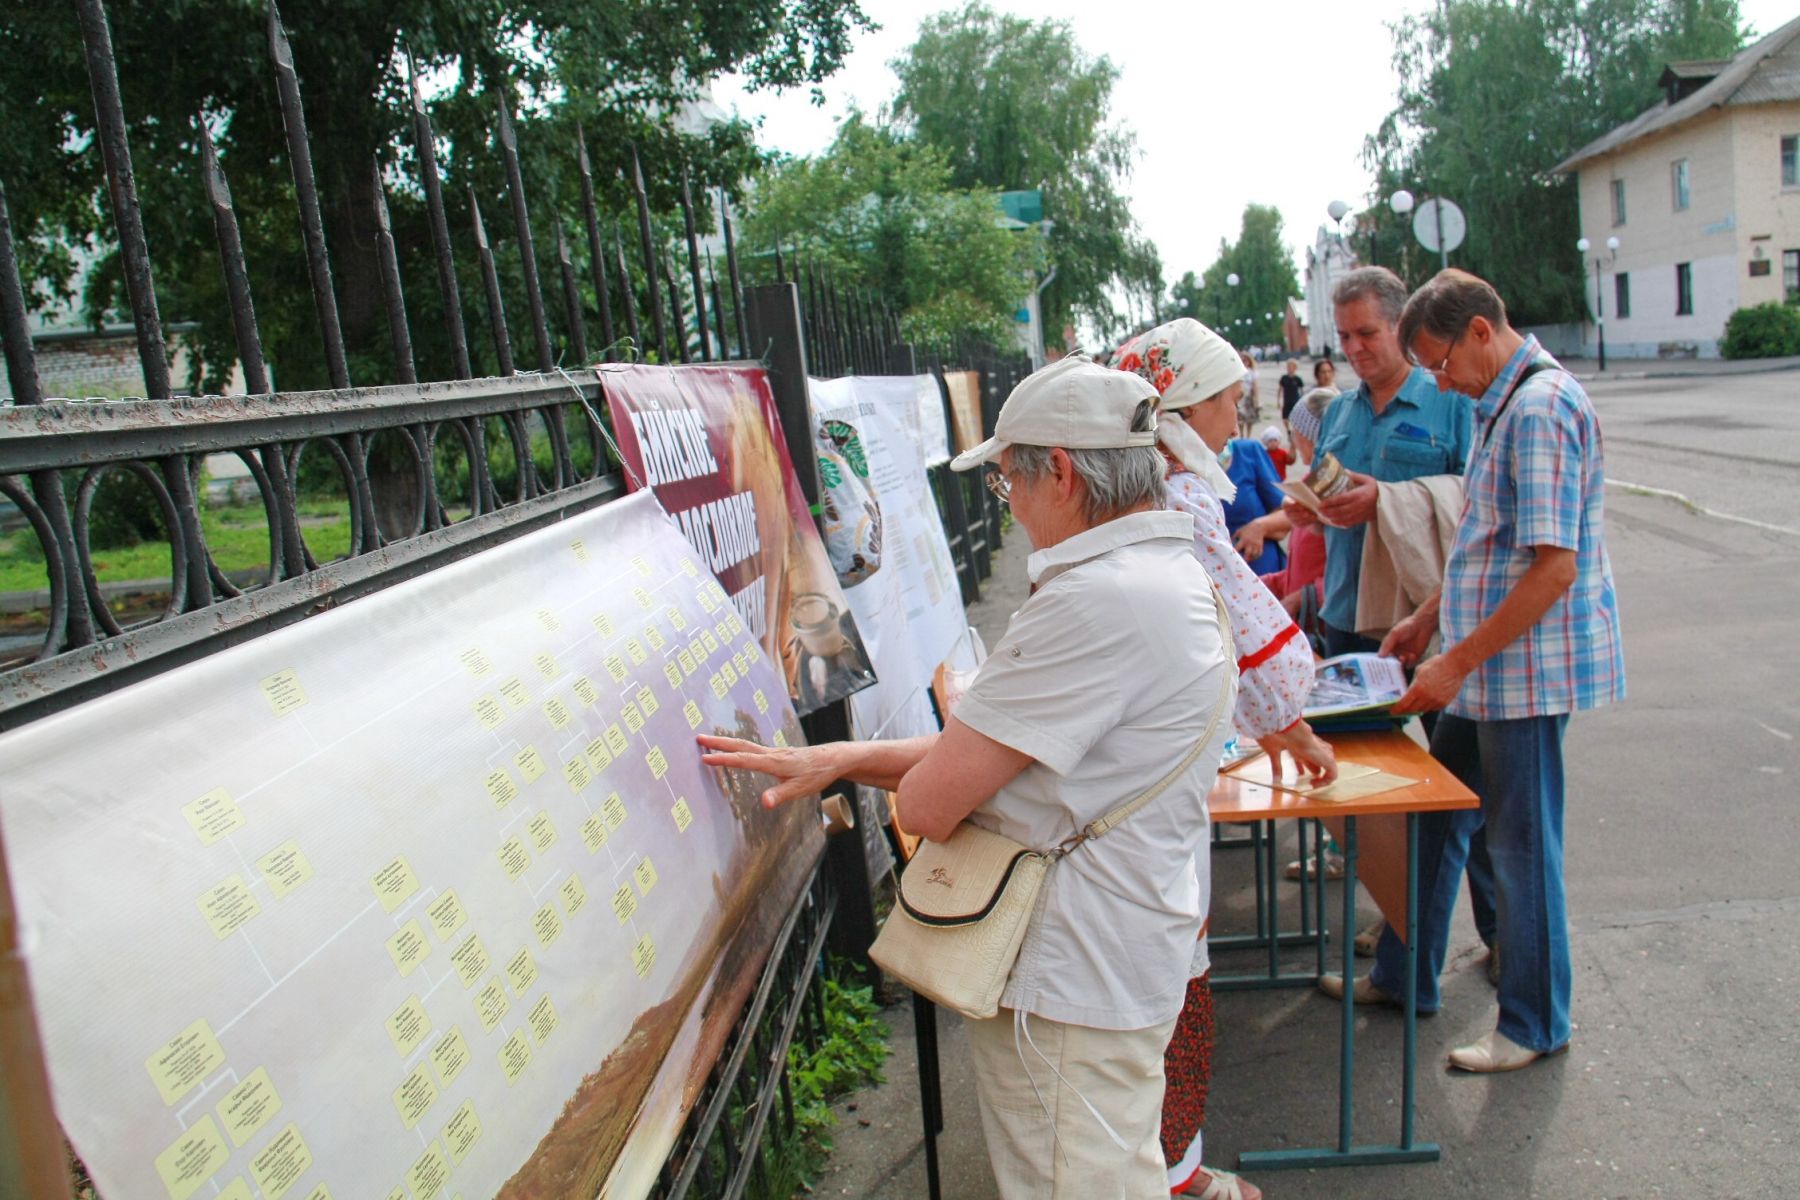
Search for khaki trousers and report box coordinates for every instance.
[965,1007,1178,1200]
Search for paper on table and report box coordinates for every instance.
[1304,770,1419,803]
[1225,757,1381,792]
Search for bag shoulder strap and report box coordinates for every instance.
[1056,582,1237,857]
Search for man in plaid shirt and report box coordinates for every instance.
[1373,269,1625,1073]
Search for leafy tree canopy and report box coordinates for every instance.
[1359,0,1745,325]
[889,2,1154,346]
[1168,204,1299,348]
[743,114,1043,346]
[0,0,872,389]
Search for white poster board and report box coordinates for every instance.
[809,375,967,740]
[0,492,818,1199]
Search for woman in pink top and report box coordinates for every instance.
[1259,387,1336,634]
[1113,319,1333,1200]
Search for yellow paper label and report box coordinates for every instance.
[569,538,590,562]
[680,557,700,578]
[260,669,308,716]
[559,875,588,916]
[215,1067,282,1148]
[182,788,244,846]
[458,648,493,677]
[197,875,262,940]
[635,857,659,895]
[697,586,718,613]
[580,813,609,853]
[484,768,518,809]
[535,608,562,632]
[683,700,703,729]
[146,1018,226,1105]
[496,836,531,880]
[406,1142,449,1199]
[386,920,432,978]
[528,994,559,1044]
[429,1027,469,1089]
[533,651,559,680]
[426,891,467,942]
[664,661,684,689]
[572,676,600,706]
[542,697,572,730]
[505,947,538,996]
[593,611,615,637]
[746,640,762,664]
[153,1115,229,1200]
[645,625,666,650]
[584,736,612,773]
[677,647,698,676]
[622,702,644,733]
[720,660,738,687]
[753,689,769,715]
[257,841,313,899]
[688,637,707,664]
[604,653,628,682]
[667,605,687,631]
[514,744,546,782]
[602,792,628,830]
[442,1100,481,1165]
[632,933,657,978]
[631,553,652,577]
[498,1030,533,1084]
[449,933,489,988]
[532,902,563,949]
[499,677,531,708]
[632,585,653,610]
[562,755,591,792]
[249,1124,313,1200]
[528,811,558,853]
[392,1062,438,1129]
[473,977,509,1031]
[473,694,504,729]
[371,857,420,914]
[701,629,719,654]
[646,746,669,779]
[385,995,431,1057]
[772,729,788,748]
[604,723,629,757]
[217,1180,254,1200]
[732,651,747,678]
[612,883,638,924]
[671,797,693,833]
[709,674,728,700]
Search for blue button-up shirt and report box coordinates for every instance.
[1441,336,1625,720]
[1315,367,1474,630]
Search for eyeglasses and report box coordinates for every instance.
[984,468,1012,504]
[1416,330,1463,374]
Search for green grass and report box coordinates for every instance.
[0,499,354,594]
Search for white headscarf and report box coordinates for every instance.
[1109,318,1242,502]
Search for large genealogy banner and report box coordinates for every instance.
[602,364,875,715]
[0,492,820,1199]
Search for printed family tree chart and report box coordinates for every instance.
[0,491,819,1199]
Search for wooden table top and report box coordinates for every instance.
[1209,728,1479,822]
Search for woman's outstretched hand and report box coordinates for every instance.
[697,734,840,809]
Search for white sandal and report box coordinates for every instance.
[1184,1165,1263,1200]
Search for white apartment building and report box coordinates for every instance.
[1552,15,1800,359]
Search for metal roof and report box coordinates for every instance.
[1552,13,1800,175]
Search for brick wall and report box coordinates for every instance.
[13,334,145,401]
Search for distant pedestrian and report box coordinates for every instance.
[1237,351,1259,437]
[1313,357,1337,393]
[1278,358,1305,422]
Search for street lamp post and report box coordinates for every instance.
[1388,189,1415,273]
[1226,272,1239,333]
[1576,235,1620,371]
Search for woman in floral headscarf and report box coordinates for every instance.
[1112,317,1336,1200]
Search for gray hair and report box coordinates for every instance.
[1011,399,1167,523]
[1332,266,1409,324]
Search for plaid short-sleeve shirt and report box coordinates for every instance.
[1441,336,1626,720]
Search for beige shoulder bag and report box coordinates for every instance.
[870,585,1236,1020]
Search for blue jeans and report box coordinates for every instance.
[1371,712,1572,1051]
[1321,621,1497,946]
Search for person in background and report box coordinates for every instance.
[1258,425,1292,478]
[1313,357,1337,394]
[1259,389,1332,632]
[703,356,1236,1195]
[1236,350,1259,437]
[1277,358,1305,426]
[1218,430,1290,575]
[1375,269,1624,1072]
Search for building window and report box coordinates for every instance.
[1611,178,1627,225]
[1785,249,1799,302]
[1675,262,1694,315]
[1615,272,1631,319]
[1671,159,1690,210]
[1784,136,1799,187]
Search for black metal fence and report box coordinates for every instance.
[0,3,1025,1194]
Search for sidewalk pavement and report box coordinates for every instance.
[1555,353,1800,382]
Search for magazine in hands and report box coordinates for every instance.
[1303,652,1408,720]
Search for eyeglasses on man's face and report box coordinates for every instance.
[1414,330,1463,374]
[984,468,1012,503]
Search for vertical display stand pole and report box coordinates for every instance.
[745,283,880,981]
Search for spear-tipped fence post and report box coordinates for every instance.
[371,162,416,385]
[628,145,669,362]
[679,164,711,360]
[470,187,515,377]
[575,130,617,358]
[406,48,471,379]
[496,93,553,372]
[721,188,749,354]
[556,227,588,365]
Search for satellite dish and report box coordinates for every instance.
[1412,198,1467,255]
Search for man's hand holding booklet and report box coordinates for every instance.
[1303,652,1409,720]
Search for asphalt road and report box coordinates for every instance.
[816,367,1800,1199]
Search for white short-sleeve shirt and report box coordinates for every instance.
[953,510,1236,1030]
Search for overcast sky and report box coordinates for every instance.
[713,0,1799,297]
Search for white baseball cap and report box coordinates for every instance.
[950,355,1160,472]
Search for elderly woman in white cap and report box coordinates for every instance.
[699,356,1236,1199]
[1112,318,1337,1200]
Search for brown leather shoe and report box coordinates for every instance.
[1447,1030,1567,1073]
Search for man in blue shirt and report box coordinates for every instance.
[1290,267,1475,656]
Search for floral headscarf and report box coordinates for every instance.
[1110,318,1241,502]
